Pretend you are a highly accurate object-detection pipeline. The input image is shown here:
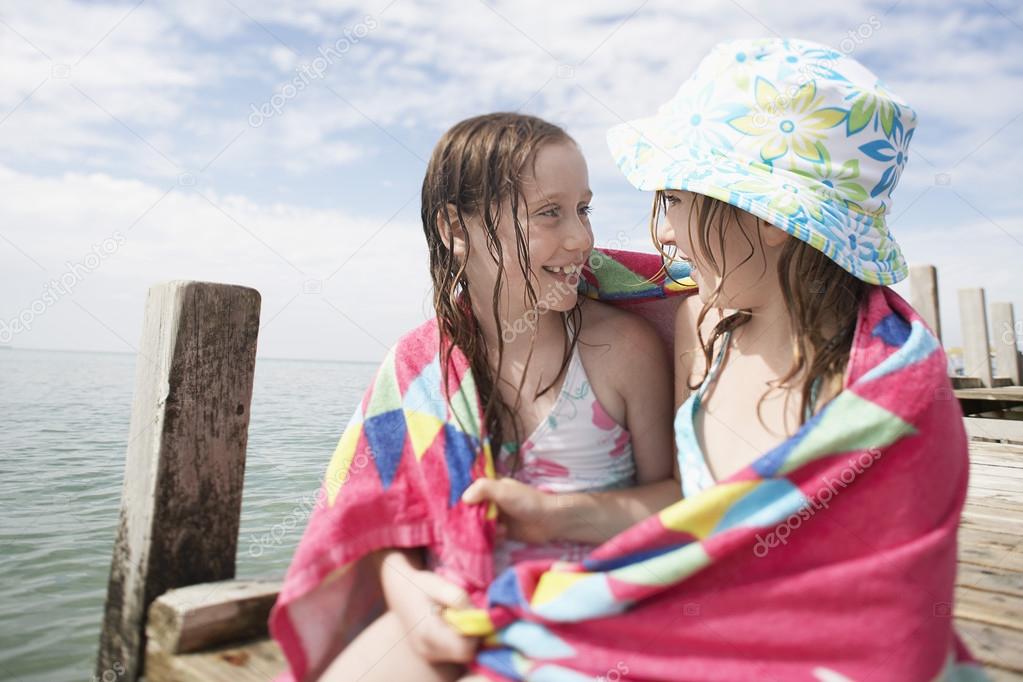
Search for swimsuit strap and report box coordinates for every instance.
[694,329,732,402]
[498,315,581,456]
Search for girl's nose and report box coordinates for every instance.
[656,217,676,247]
[565,215,593,252]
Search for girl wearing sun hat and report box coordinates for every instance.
[607,37,925,494]
[604,39,980,677]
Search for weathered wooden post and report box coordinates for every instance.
[958,288,992,388]
[909,264,942,343]
[95,281,261,682]
[990,302,1022,385]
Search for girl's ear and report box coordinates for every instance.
[759,220,789,248]
[437,204,468,258]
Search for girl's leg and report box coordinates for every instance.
[318,610,464,682]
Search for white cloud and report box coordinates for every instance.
[0,163,432,361]
[1,0,1020,360]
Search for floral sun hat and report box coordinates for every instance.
[607,38,917,285]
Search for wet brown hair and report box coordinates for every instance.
[421,112,582,468]
[650,191,869,430]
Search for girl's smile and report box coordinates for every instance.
[541,261,585,286]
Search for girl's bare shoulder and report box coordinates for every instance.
[576,298,669,413]
[577,298,667,365]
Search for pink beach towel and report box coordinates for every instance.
[269,248,984,681]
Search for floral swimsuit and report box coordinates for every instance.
[493,341,636,574]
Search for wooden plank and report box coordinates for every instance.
[959,435,1023,675]
[966,474,1023,498]
[970,462,1023,481]
[991,302,1022,385]
[146,579,281,655]
[955,619,1023,675]
[957,527,1023,572]
[961,508,1023,537]
[969,455,1023,471]
[95,282,261,682]
[956,388,1023,402]
[970,442,1023,456]
[954,585,1023,632]
[146,636,285,682]
[910,265,942,343]
[965,499,1023,520]
[958,377,1014,389]
[965,418,1023,445]
[967,473,1023,496]
[964,496,1023,520]
[969,444,1023,470]
[965,486,1023,510]
[957,561,1023,599]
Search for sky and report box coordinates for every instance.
[1,0,1021,362]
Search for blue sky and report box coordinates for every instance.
[1,0,1021,361]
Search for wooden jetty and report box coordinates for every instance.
[95,268,1023,681]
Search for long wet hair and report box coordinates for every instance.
[421,113,583,468]
[650,191,870,430]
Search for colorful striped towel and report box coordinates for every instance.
[269,248,985,681]
[446,284,984,681]
[268,248,692,681]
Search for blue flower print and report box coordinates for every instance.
[859,116,913,199]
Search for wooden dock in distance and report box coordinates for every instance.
[955,441,1023,680]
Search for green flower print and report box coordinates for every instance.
[795,146,869,209]
[730,172,826,222]
[844,79,903,138]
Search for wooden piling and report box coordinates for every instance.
[909,264,942,343]
[958,288,993,388]
[990,302,1022,385]
[95,281,260,682]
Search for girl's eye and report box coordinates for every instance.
[662,193,681,207]
[537,206,560,218]
[579,205,593,216]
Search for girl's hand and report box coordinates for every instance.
[377,551,479,663]
[465,478,683,546]
[462,478,557,545]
